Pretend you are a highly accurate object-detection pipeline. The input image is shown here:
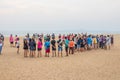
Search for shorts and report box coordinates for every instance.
[77,45,81,48]
[75,44,77,49]
[81,44,84,48]
[65,47,68,52]
[52,47,56,51]
[11,42,13,44]
[17,46,19,48]
[69,47,74,50]
[24,46,28,50]
[46,48,50,53]
[88,44,91,47]
[30,47,35,51]
[24,48,28,50]
[38,48,42,51]
[58,47,63,51]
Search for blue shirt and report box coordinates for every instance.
[87,37,92,45]
[44,41,50,49]
[65,39,69,47]
[77,39,81,45]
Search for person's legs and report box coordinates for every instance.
[45,49,47,57]
[0,46,2,54]
[40,50,42,57]
[34,51,36,58]
[61,47,63,57]
[17,47,19,54]
[69,47,70,54]
[58,47,60,57]
[24,50,25,57]
[65,47,68,56]
[109,45,111,50]
[48,53,49,57]
[32,51,34,57]
[72,47,74,54]
[38,51,40,57]
[26,50,28,57]
[52,50,54,57]
[55,50,56,57]
[30,50,32,57]
[95,43,97,50]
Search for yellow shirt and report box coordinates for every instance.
[93,38,97,44]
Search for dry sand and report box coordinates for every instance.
[0,35,120,80]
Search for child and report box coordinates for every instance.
[69,39,75,54]
[44,39,50,57]
[106,35,111,50]
[64,37,69,56]
[16,38,20,54]
[37,38,43,57]
[0,38,3,55]
[29,38,36,57]
[57,38,63,57]
[9,34,14,47]
[51,37,56,57]
[23,39,29,57]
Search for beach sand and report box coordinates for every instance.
[0,35,120,80]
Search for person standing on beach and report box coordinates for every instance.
[80,37,85,52]
[44,39,50,57]
[16,38,20,54]
[106,35,111,50]
[0,38,3,55]
[29,38,36,57]
[9,34,14,47]
[51,37,56,57]
[69,39,75,54]
[37,38,43,57]
[92,36,97,49]
[23,39,29,57]
[87,35,92,50]
[77,37,81,52]
[64,37,69,56]
[57,38,63,57]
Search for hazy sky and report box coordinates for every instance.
[0,0,120,33]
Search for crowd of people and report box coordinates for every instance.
[21,33,114,58]
[0,33,114,57]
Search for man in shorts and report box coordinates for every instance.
[57,38,63,57]
[51,37,56,57]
